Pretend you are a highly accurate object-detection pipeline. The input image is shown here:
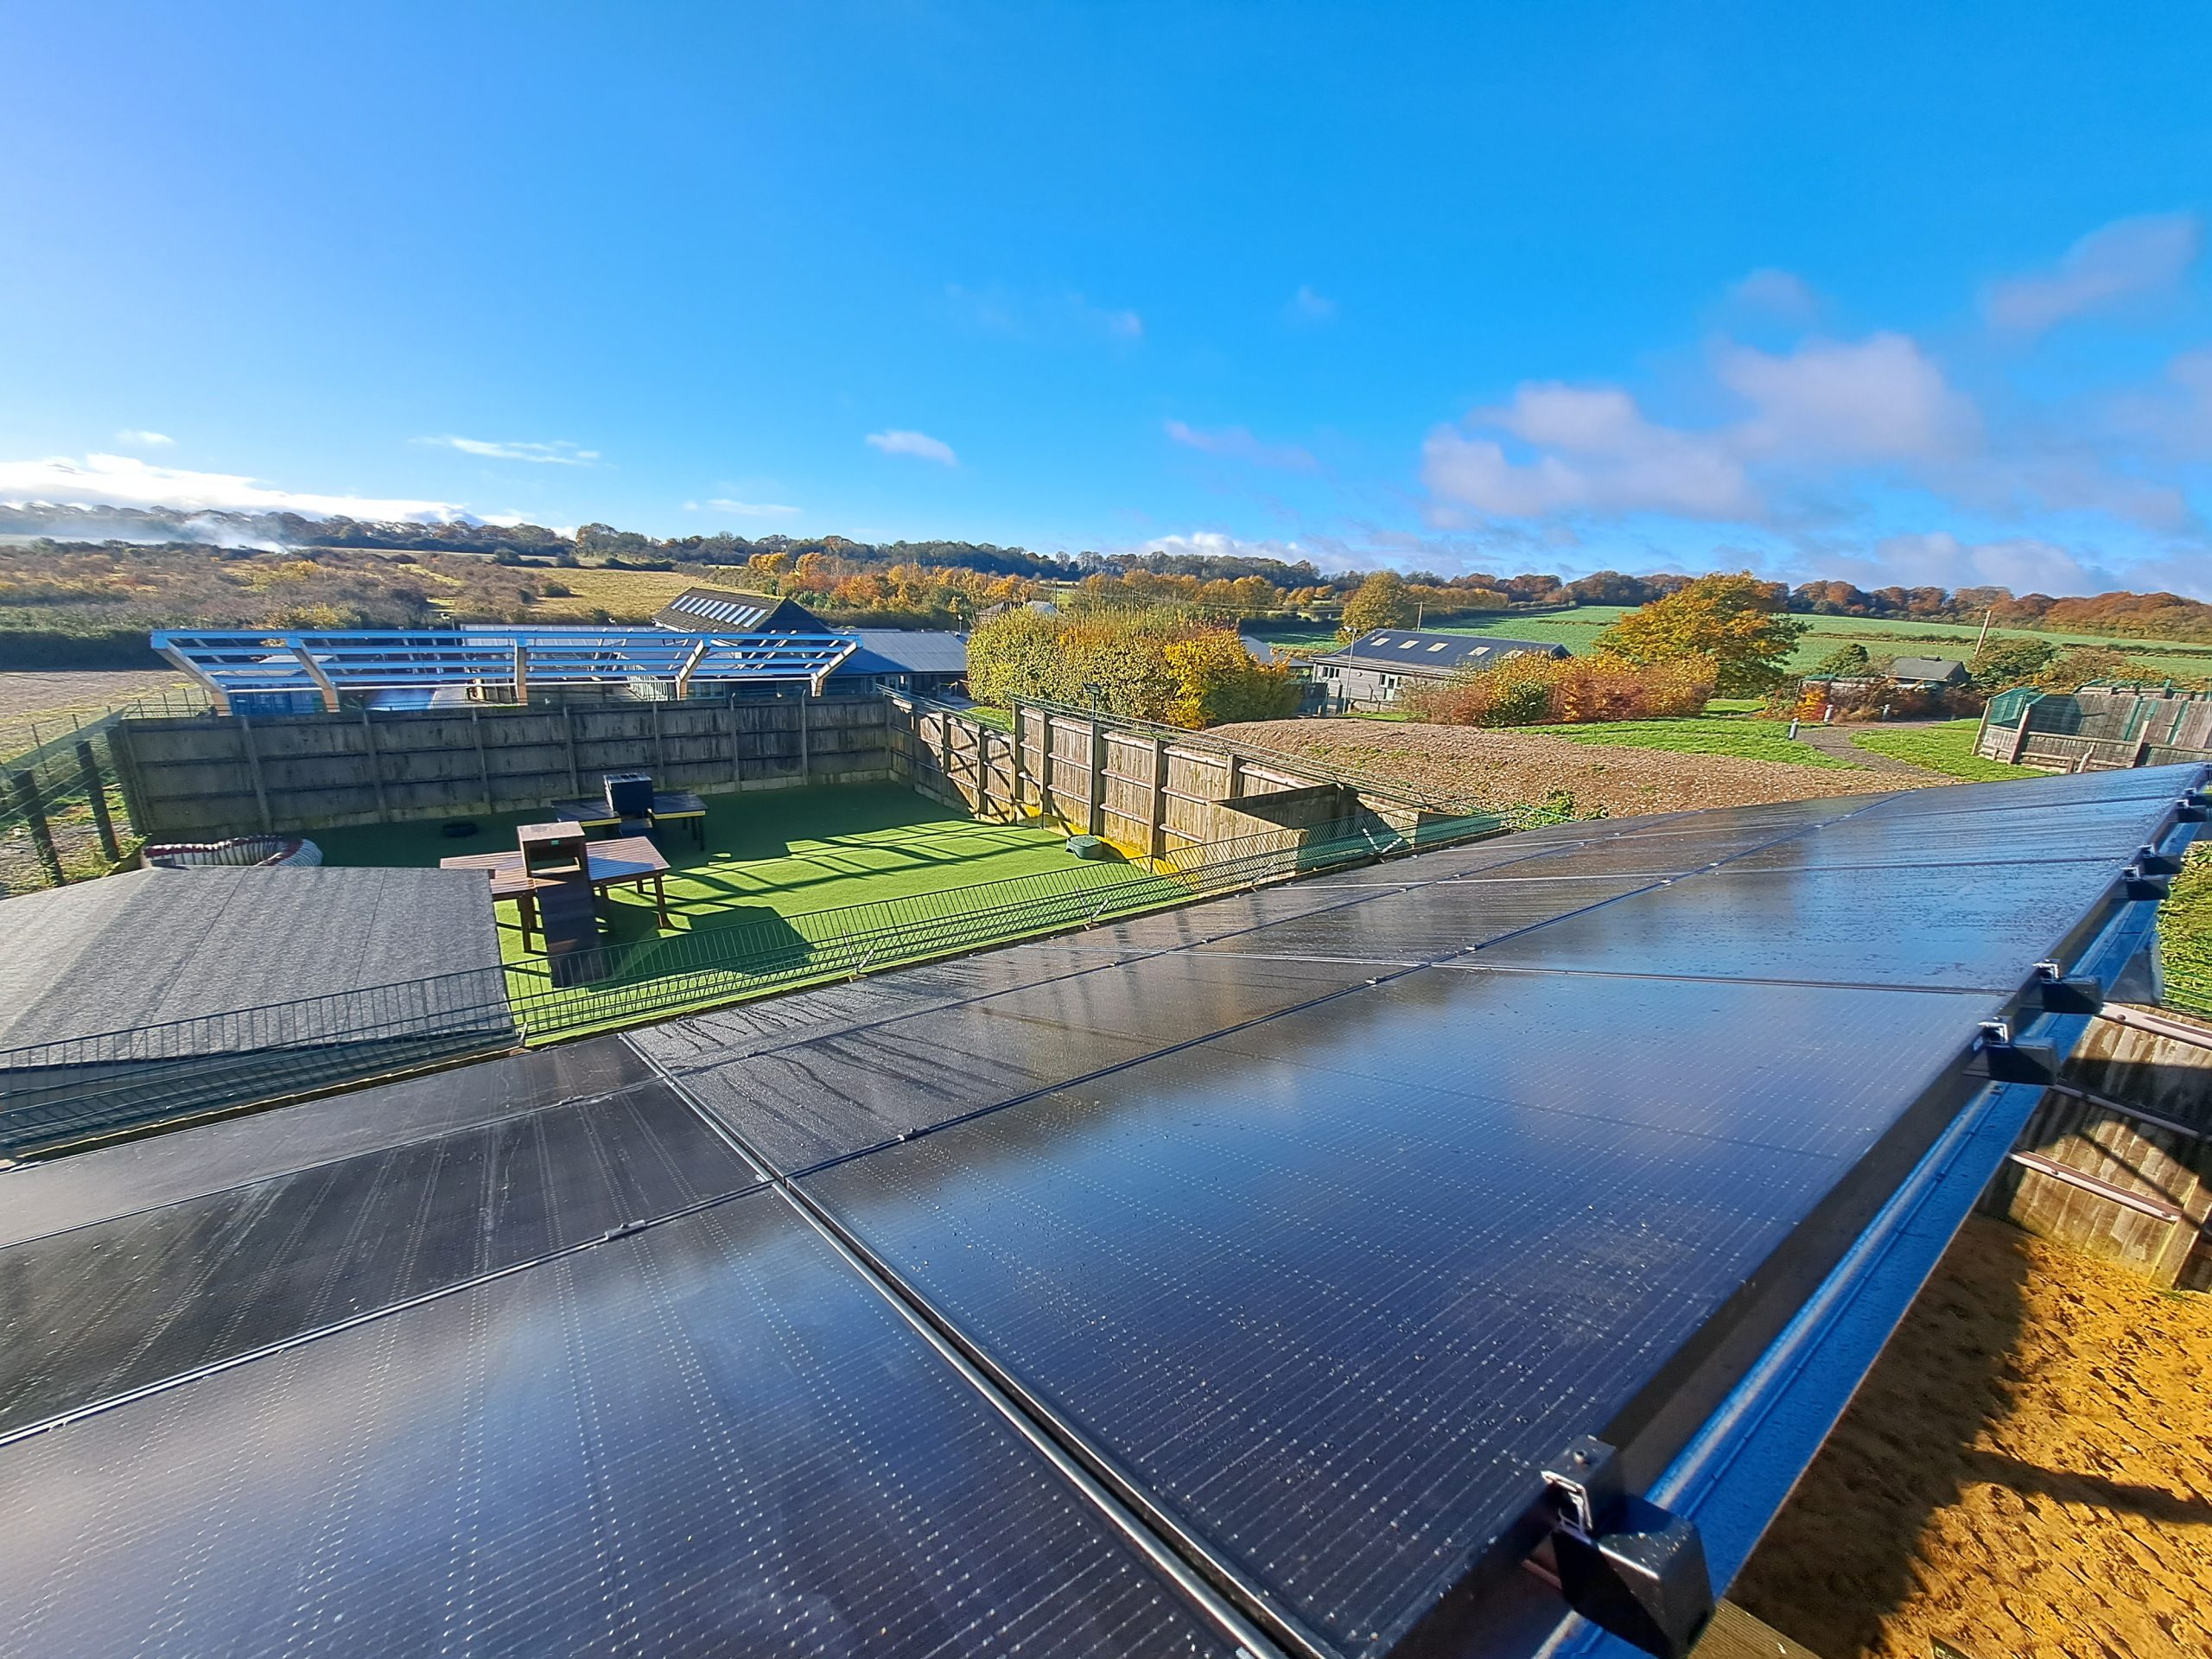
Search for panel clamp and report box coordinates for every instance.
[1539,1438,1713,1658]
[2029,962,2104,1015]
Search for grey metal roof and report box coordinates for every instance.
[0,867,502,1053]
[832,629,969,677]
[1890,655,1967,682]
[1319,628,1571,675]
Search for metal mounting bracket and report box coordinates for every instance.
[1541,1438,1713,1658]
[2029,963,2104,1015]
[1970,1020,2059,1086]
[2122,865,2172,901]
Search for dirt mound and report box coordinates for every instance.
[1217,718,1925,818]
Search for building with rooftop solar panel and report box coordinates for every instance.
[1313,628,1571,709]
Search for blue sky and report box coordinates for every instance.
[5,2,2212,596]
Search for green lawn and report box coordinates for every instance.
[1848,719,2043,782]
[1247,606,2212,680]
[1504,715,1861,768]
[313,784,1123,968]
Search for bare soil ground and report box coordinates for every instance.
[1218,718,1929,817]
[1732,1217,2212,1659]
[0,670,188,758]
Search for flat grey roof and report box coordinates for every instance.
[0,866,501,1052]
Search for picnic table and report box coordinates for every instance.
[547,791,709,846]
[439,834,671,948]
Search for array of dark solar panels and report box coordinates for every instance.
[0,766,2200,1658]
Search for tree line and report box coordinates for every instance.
[6,501,2212,645]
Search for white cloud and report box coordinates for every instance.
[1425,382,1758,519]
[700,498,802,518]
[0,453,468,521]
[1285,285,1338,324]
[1163,419,1317,471]
[1719,333,1978,462]
[1854,531,2111,594]
[1725,268,1819,321]
[1071,294,1143,340]
[2108,345,2212,459]
[422,435,599,466]
[865,429,958,467]
[1424,333,1979,524]
[1983,212,2202,334]
[114,429,175,448]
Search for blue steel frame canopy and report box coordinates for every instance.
[150,626,860,710]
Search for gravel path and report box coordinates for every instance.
[1220,718,1936,818]
[1791,719,1946,777]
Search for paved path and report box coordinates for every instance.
[1792,719,1948,777]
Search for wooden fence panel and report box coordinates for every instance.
[117,695,894,838]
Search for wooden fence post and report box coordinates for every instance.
[564,704,582,796]
[1147,737,1168,859]
[237,714,275,834]
[10,770,65,886]
[798,696,811,784]
[360,709,390,820]
[77,741,119,864]
[1087,715,1107,836]
[469,708,493,812]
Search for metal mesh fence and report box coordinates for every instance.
[0,688,209,895]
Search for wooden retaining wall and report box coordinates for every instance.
[1980,1007,2212,1289]
[886,696,1414,855]
[112,696,894,839]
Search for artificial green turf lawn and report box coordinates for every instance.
[1503,715,1861,768]
[312,783,1132,965]
[1847,719,2044,782]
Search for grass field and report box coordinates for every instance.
[1848,719,2043,782]
[1245,605,2212,679]
[1500,714,1860,768]
[0,670,191,760]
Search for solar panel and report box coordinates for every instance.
[671,953,1384,1173]
[0,1076,758,1436]
[797,968,2012,1655]
[0,1190,1243,1659]
[0,1036,656,1248]
[3,765,2201,1659]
